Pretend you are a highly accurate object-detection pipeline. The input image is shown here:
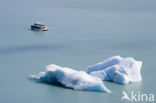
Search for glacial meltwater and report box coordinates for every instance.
[0,0,156,103]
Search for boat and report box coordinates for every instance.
[31,22,48,31]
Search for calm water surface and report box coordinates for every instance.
[0,0,156,103]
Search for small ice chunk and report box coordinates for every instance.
[29,64,110,93]
[87,56,142,84]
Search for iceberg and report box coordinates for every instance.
[29,64,111,93]
[87,56,142,84]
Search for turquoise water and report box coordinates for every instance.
[0,0,156,102]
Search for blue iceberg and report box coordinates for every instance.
[29,64,111,92]
[87,56,142,84]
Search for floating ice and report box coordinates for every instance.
[29,64,110,93]
[87,56,142,84]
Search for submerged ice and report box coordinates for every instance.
[87,56,142,84]
[29,64,110,92]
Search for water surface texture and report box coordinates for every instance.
[0,0,156,103]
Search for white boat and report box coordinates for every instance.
[31,22,48,31]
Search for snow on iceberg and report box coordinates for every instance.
[29,64,111,93]
[87,56,142,84]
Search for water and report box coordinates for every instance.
[0,0,156,102]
